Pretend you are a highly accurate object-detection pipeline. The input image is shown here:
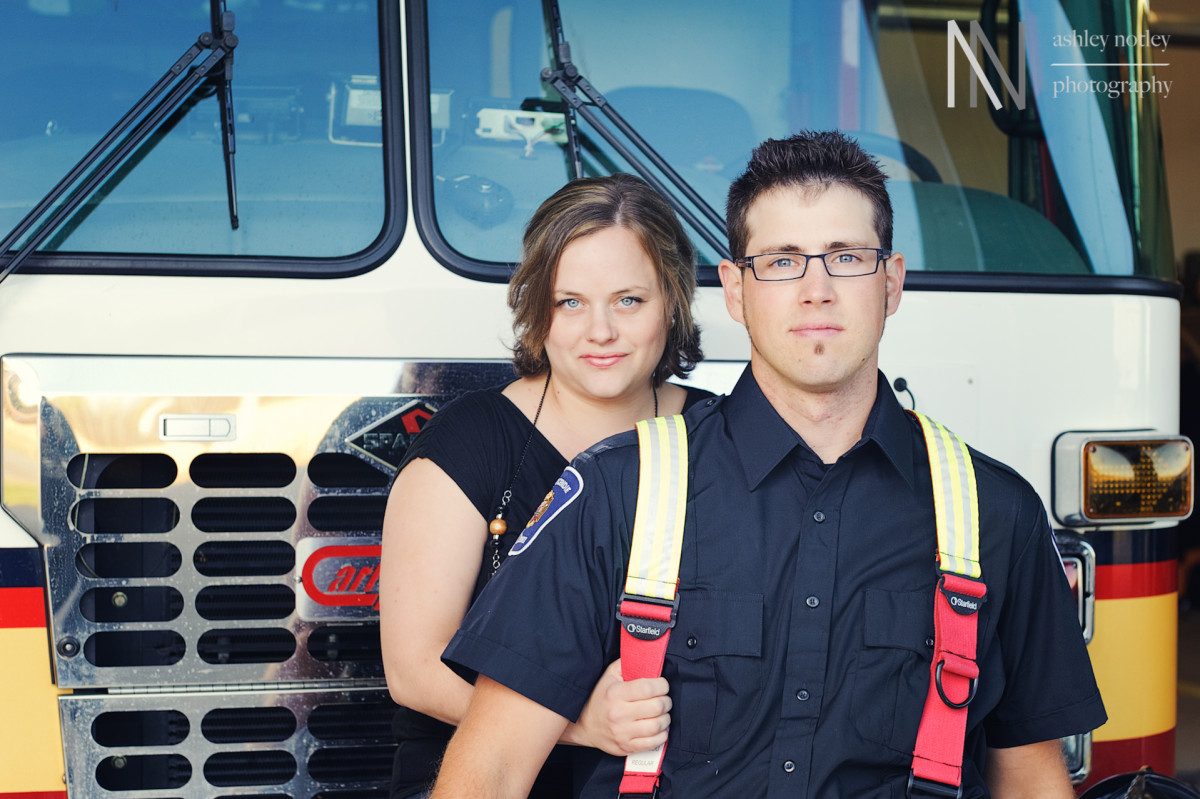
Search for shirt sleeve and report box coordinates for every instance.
[442,448,632,721]
[398,391,510,521]
[983,493,1108,747]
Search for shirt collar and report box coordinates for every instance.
[864,372,918,492]
[725,367,917,492]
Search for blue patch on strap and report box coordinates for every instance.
[508,466,583,557]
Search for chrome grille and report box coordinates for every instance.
[1,355,517,797]
[1,355,514,688]
[61,688,398,798]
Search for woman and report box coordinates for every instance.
[380,173,712,798]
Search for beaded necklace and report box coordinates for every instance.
[487,371,657,577]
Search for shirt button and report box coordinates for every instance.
[806,595,820,608]
[925,636,936,649]
[813,510,826,523]
[796,689,810,701]
[705,399,716,406]
[783,760,796,773]
[686,636,698,649]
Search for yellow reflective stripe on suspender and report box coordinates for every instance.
[911,411,981,579]
[625,415,689,602]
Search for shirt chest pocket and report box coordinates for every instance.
[661,590,763,755]
[851,588,935,755]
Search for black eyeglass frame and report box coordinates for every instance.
[734,247,893,281]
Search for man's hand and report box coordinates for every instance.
[563,658,672,755]
[430,675,568,799]
[985,739,1075,799]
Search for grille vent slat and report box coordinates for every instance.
[307,453,390,487]
[77,542,182,578]
[308,701,395,741]
[67,453,177,489]
[203,751,297,787]
[192,497,296,533]
[307,496,387,532]
[82,586,184,623]
[313,792,388,799]
[190,453,297,488]
[307,626,382,662]
[201,707,297,743]
[96,753,191,790]
[197,628,296,664]
[193,540,295,576]
[85,630,186,667]
[92,710,190,747]
[308,746,395,783]
[195,585,295,621]
[72,497,180,534]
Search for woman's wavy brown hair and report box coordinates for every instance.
[508,173,701,386]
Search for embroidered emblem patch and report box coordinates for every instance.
[508,466,583,556]
[527,489,555,529]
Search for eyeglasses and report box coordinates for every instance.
[735,248,892,281]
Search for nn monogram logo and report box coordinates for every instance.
[947,20,1026,110]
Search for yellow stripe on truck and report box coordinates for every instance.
[1088,592,1176,742]
[0,627,67,793]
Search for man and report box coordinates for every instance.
[430,131,1106,798]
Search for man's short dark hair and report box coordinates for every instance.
[726,131,893,259]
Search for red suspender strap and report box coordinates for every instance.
[907,411,985,799]
[617,597,676,796]
[909,574,987,797]
[617,416,689,798]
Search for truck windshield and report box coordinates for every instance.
[422,0,1173,281]
[0,1,390,267]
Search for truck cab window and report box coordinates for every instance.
[0,1,398,274]
[417,0,1173,283]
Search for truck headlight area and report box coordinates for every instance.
[1053,433,1193,526]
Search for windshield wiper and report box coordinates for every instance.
[0,0,239,287]
[211,0,240,230]
[540,0,729,260]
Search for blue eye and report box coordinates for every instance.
[558,298,581,309]
[618,296,642,307]
[765,255,798,270]
[830,250,863,264]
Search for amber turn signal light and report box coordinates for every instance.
[1054,433,1193,526]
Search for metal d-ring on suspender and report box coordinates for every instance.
[907,411,987,799]
[616,415,689,799]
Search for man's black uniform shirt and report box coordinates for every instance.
[445,367,1106,798]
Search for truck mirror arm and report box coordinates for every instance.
[539,0,730,261]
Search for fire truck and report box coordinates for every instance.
[0,0,1189,796]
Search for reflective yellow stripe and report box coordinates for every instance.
[912,411,981,579]
[625,416,688,601]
